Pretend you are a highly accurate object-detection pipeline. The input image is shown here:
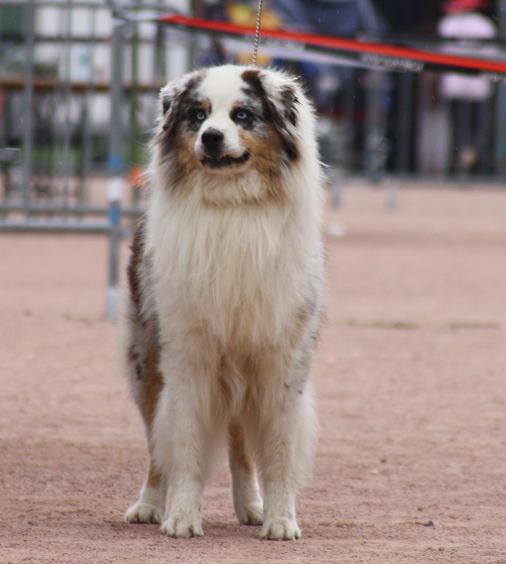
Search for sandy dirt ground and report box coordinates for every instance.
[1,184,506,563]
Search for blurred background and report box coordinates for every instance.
[2,0,506,192]
[1,0,506,315]
[2,5,506,560]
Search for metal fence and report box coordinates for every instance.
[1,0,506,318]
[0,0,185,320]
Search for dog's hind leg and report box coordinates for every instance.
[124,327,168,525]
[123,221,168,524]
[228,420,263,526]
[125,458,167,524]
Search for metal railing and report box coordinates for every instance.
[0,0,179,320]
[1,0,506,318]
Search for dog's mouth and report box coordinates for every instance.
[201,152,250,169]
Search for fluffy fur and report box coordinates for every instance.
[122,65,324,541]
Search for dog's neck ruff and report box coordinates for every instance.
[163,166,288,209]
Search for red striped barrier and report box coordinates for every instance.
[159,13,506,77]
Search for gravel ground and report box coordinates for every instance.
[1,184,506,563]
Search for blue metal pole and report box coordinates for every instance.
[22,0,35,214]
[106,19,125,321]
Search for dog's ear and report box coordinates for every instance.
[263,77,300,128]
[158,71,203,146]
[161,94,172,117]
[241,69,301,162]
[159,71,203,126]
[159,79,186,123]
[159,79,185,133]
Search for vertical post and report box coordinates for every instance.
[330,170,341,209]
[495,0,506,175]
[106,19,125,321]
[78,4,96,207]
[385,181,398,211]
[395,73,413,173]
[62,0,73,217]
[22,0,35,214]
[343,70,356,170]
[364,70,386,184]
[106,179,122,322]
[130,3,140,209]
[188,0,204,67]
[153,22,165,81]
[329,72,355,211]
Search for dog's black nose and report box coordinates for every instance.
[202,128,224,155]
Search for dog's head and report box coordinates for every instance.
[155,65,311,204]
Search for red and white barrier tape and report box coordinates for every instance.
[159,14,506,78]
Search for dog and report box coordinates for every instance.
[122,65,324,540]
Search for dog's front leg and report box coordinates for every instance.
[255,353,316,541]
[155,338,217,539]
[257,404,302,541]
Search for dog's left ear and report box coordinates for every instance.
[242,69,301,163]
[266,77,301,162]
[269,82,299,128]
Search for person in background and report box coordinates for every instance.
[438,0,496,174]
[198,1,281,67]
[269,0,388,231]
[197,1,230,67]
[271,0,386,111]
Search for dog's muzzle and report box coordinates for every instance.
[200,127,250,169]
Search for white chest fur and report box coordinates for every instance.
[146,184,317,348]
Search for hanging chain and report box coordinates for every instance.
[251,0,264,66]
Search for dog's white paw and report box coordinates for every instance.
[125,501,163,524]
[160,509,203,538]
[260,516,301,540]
[236,499,263,526]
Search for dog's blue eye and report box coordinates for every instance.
[189,109,207,123]
[235,109,251,121]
